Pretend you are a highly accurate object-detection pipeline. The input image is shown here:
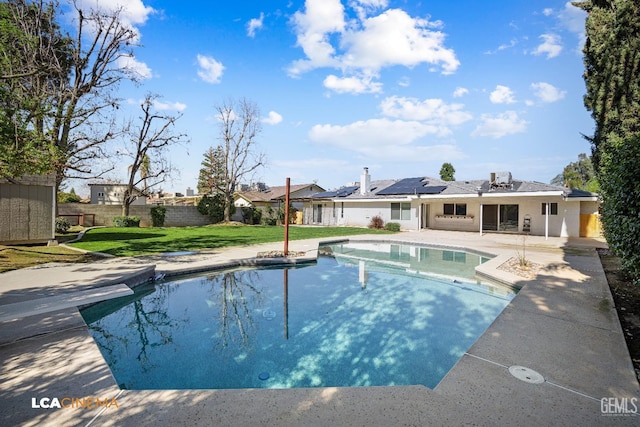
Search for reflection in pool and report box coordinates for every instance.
[81,242,515,390]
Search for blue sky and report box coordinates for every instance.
[74,0,592,194]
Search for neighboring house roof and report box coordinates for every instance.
[235,183,325,203]
[311,175,598,201]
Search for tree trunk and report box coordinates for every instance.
[224,193,233,222]
[122,189,130,216]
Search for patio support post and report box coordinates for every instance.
[545,201,549,240]
[479,203,483,236]
[284,178,290,255]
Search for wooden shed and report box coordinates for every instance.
[0,174,56,244]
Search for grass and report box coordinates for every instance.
[0,245,101,273]
[67,225,394,257]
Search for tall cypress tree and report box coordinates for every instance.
[574,0,640,281]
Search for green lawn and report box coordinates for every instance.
[67,225,393,256]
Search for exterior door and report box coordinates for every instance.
[482,204,498,231]
[313,204,323,223]
[421,203,430,228]
[499,204,519,231]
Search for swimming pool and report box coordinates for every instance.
[81,242,515,390]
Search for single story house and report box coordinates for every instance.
[89,183,146,206]
[303,168,600,238]
[233,183,325,222]
[0,174,56,244]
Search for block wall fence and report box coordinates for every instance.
[58,204,211,227]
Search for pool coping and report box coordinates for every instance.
[1,231,639,426]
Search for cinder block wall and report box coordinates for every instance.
[58,204,211,227]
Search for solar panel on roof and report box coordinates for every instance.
[312,185,359,198]
[376,178,446,195]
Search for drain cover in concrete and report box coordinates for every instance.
[508,366,545,384]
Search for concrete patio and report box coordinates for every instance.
[1,230,638,426]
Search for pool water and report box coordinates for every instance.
[81,242,515,390]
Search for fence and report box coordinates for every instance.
[58,204,211,227]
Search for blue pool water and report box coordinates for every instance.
[81,242,515,390]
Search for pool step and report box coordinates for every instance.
[0,284,133,322]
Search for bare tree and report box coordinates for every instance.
[121,94,188,216]
[213,98,265,222]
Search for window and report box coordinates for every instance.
[443,203,454,215]
[391,202,411,220]
[443,203,467,216]
[341,202,344,218]
[541,203,558,215]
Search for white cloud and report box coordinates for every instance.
[485,38,518,55]
[263,111,283,125]
[559,2,587,35]
[542,8,554,17]
[532,33,563,59]
[117,55,152,79]
[489,85,516,104]
[247,12,265,38]
[196,54,225,84]
[310,118,436,147]
[308,118,466,161]
[453,87,468,98]
[323,74,382,94]
[379,96,472,134]
[471,111,528,139]
[152,99,187,112]
[349,0,388,20]
[397,76,410,87]
[531,82,566,103]
[340,9,459,74]
[288,1,459,93]
[288,0,346,75]
[558,1,588,53]
[79,0,155,26]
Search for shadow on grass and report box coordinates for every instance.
[100,236,256,256]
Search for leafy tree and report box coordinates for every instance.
[197,193,231,224]
[212,98,265,222]
[0,0,70,178]
[57,187,81,203]
[1,0,144,204]
[121,94,188,216]
[574,0,640,282]
[550,153,599,191]
[439,162,455,181]
[197,146,226,195]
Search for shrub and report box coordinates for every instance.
[112,216,140,227]
[241,206,262,225]
[368,215,384,229]
[57,191,81,203]
[55,217,71,233]
[598,134,640,284]
[385,222,400,232]
[261,206,278,226]
[197,193,232,223]
[150,206,167,227]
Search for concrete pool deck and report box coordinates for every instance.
[1,230,639,426]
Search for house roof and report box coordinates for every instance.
[311,175,595,201]
[236,183,325,203]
